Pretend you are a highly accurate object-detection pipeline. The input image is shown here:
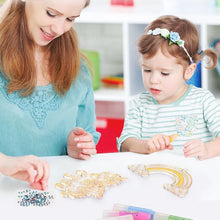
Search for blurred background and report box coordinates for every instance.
[1,0,220,153]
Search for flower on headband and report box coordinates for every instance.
[146,28,193,63]
[152,28,161,35]
[169,31,180,45]
[160,29,169,39]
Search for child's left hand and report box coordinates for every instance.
[67,127,96,160]
[183,139,208,160]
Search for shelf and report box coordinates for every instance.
[94,87,125,102]
[79,0,220,25]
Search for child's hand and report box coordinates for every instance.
[147,134,173,153]
[0,155,49,190]
[67,127,96,160]
[183,139,208,160]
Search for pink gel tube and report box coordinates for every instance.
[119,211,151,220]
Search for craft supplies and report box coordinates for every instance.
[55,170,127,200]
[103,210,151,220]
[113,204,193,220]
[100,215,134,220]
[128,164,192,198]
[17,189,54,207]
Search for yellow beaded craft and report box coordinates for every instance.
[55,170,127,199]
[128,164,192,197]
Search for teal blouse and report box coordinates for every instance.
[0,63,100,156]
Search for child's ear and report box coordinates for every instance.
[184,63,197,80]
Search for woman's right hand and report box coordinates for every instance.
[67,127,96,160]
[0,154,50,190]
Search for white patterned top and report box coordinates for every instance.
[117,85,220,151]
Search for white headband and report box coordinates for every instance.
[147,28,193,64]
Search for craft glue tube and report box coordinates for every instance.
[113,204,193,220]
[100,215,134,220]
[103,210,151,220]
[153,212,192,220]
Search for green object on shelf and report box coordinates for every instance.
[82,50,101,90]
[0,0,6,5]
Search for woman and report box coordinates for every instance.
[0,0,100,190]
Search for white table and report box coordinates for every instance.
[0,151,220,220]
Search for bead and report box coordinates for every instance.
[17,189,54,207]
[55,170,127,200]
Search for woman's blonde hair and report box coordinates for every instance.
[138,15,217,69]
[0,0,90,96]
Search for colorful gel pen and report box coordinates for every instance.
[103,210,151,220]
[101,215,134,220]
[113,204,193,220]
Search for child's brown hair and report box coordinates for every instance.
[138,15,217,69]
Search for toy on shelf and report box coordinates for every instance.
[82,49,101,91]
[101,74,124,88]
[128,164,192,198]
[111,0,134,6]
[96,117,124,153]
[0,0,6,5]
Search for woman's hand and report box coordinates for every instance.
[67,127,96,160]
[0,154,49,190]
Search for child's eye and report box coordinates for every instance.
[161,72,169,76]
[143,69,151,72]
[47,10,56,17]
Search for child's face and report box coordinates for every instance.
[141,48,188,104]
[24,0,86,47]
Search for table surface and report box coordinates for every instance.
[1,151,220,220]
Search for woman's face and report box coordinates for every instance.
[24,0,86,47]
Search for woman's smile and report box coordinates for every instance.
[40,28,55,41]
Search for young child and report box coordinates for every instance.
[118,15,220,160]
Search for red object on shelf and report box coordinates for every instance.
[111,0,123,5]
[95,117,124,153]
[101,78,123,85]
[123,0,134,6]
[111,0,134,6]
